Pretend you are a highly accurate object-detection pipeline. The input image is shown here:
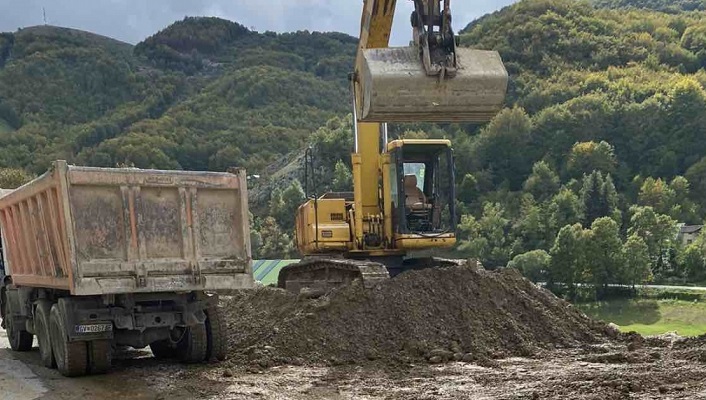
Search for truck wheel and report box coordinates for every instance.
[35,301,56,368]
[49,304,87,377]
[149,339,177,359]
[87,340,112,375]
[3,298,33,352]
[176,323,207,364]
[205,305,226,361]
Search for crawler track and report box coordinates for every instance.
[277,257,390,296]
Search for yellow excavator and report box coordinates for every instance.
[278,0,508,295]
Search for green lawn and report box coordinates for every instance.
[578,299,706,337]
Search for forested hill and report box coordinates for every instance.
[0,18,356,174]
[593,0,706,12]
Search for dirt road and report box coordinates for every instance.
[0,329,171,400]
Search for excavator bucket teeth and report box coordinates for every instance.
[359,47,508,123]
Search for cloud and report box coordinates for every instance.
[0,0,516,45]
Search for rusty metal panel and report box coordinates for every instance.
[0,161,254,295]
[0,166,72,290]
[71,185,127,262]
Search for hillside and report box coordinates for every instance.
[0,18,355,174]
[593,0,706,12]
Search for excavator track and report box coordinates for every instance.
[278,257,390,297]
[278,257,470,297]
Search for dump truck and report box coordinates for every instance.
[0,161,254,376]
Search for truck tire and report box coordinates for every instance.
[35,301,56,368]
[49,304,88,377]
[205,305,226,361]
[3,298,33,352]
[87,340,112,375]
[149,339,177,359]
[176,323,207,364]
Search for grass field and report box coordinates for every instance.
[578,299,706,337]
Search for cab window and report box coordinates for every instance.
[403,162,426,191]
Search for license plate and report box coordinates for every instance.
[75,323,113,334]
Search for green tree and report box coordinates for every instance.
[548,188,584,234]
[585,217,624,298]
[548,223,587,298]
[523,161,560,202]
[257,217,295,259]
[622,234,653,287]
[581,171,602,225]
[627,205,678,277]
[507,249,551,283]
[208,145,244,171]
[669,176,699,223]
[678,242,706,281]
[512,195,550,252]
[601,174,621,224]
[0,168,33,189]
[638,177,675,215]
[467,107,534,190]
[566,141,617,178]
[331,160,352,192]
[581,171,619,225]
[458,173,479,205]
[458,202,511,268]
[269,180,306,231]
[686,157,706,210]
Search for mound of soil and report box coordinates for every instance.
[219,262,611,368]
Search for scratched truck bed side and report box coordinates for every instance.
[0,161,254,295]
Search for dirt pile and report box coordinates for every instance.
[219,262,611,368]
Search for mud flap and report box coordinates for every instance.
[57,298,114,342]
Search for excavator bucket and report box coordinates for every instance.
[358,47,508,123]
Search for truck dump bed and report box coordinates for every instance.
[0,161,253,295]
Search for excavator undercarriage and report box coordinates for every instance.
[279,257,465,296]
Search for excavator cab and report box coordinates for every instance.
[388,139,456,250]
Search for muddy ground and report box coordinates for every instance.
[4,320,706,399]
[3,264,706,399]
[5,333,706,399]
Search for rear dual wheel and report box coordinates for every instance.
[177,323,208,363]
[205,305,226,361]
[48,301,112,377]
[150,323,207,363]
[35,301,56,368]
[150,306,225,363]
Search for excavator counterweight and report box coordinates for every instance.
[359,47,508,122]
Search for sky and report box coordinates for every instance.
[0,0,517,45]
